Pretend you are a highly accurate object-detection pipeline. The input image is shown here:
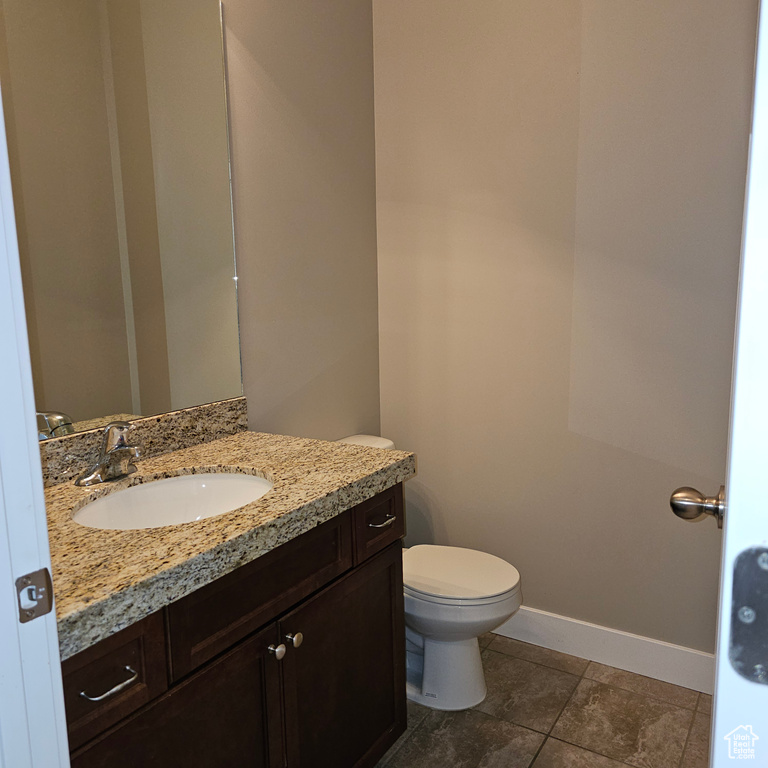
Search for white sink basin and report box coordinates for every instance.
[73,473,273,530]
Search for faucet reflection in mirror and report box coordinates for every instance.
[37,411,75,440]
[0,0,242,437]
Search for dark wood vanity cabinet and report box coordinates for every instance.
[66,484,406,768]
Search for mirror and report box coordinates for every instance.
[0,0,242,437]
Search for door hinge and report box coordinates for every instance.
[15,567,53,623]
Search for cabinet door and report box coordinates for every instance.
[70,625,285,768]
[280,543,406,768]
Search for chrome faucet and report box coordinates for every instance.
[75,421,140,487]
[37,411,75,440]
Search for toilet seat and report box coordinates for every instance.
[403,545,521,602]
[404,583,520,607]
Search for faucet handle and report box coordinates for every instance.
[125,445,141,460]
[102,421,134,453]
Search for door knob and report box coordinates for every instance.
[670,485,725,529]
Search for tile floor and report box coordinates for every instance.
[378,633,711,768]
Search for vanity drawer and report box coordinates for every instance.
[62,612,167,751]
[353,484,405,564]
[167,510,353,680]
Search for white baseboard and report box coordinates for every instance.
[495,606,715,695]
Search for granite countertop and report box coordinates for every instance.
[46,431,416,661]
[71,413,143,433]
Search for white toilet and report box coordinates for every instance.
[403,545,521,709]
[337,435,523,711]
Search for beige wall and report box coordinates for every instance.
[224,0,381,439]
[374,0,757,651]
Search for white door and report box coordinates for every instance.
[711,0,768,765]
[0,84,70,767]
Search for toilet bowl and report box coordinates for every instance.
[335,435,523,711]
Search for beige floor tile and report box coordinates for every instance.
[386,639,705,768]
[533,738,628,767]
[681,711,711,768]
[584,661,699,709]
[376,700,432,766]
[387,708,544,768]
[476,650,580,733]
[488,636,589,676]
[697,693,712,715]
[551,678,694,768]
[406,699,431,730]
[479,632,495,649]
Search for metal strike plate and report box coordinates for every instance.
[15,568,53,624]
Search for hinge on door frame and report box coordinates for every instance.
[15,567,53,623]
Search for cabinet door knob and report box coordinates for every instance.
[268,643,286,660]
[286,632,303,648]
[369,514,396,529]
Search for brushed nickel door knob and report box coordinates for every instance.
[670,485,725,529]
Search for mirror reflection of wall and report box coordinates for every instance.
[0,0,242,433]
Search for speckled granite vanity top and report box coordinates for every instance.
[46,431,415,661]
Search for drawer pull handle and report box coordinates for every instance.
[286,632,303,648]
[79,666,138,702]
[269,643,287,660]
[369,514,396,529]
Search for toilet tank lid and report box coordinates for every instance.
[403,545,520,600]
[336,434,395,450]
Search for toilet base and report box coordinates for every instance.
[405,636,487,711]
